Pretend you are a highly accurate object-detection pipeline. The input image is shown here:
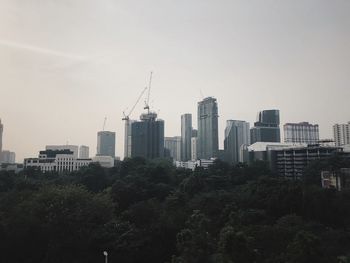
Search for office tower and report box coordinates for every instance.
[197,97,219,159]
[131,112,164,159]
[124,119,135,159]
[164,136,181,161]
[181,114,192,161]
[0,150,15,164]
[192,129,198,138]
[224,120,250,164]
[0,119,3,153]
[46,145,79,158]
[191,137,198,161]
[250,109,280,144]
[79,145,90,159]
[97,131,116,158]
[333,122,350,146]
[284,122,319,144]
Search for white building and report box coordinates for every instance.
[46,145,79,158]
[25,149,91,173]
[333,122,350,146]
[79,145,90,159]
[284,122,319,144]
[92,155,115,168]
[191,137,197,161]
[175,158,216,171]
[164,136,181,161]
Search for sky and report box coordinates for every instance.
[0,0,349,162]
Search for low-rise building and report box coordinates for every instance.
[321,168,350,191]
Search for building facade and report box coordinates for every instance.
[191,137,198,161]
[97,131,116,158]
[164,136,181,161]
[197,97,219,159]
[46,145,79,158]
[284,122,319,144]
[0,150,16,164]
[250,110,280,144]
[333,122,350,146]
[79,145,90,159]
[124,119,135,159]
[224,120,250,164]
[24,149,91,173]
[181,113,192,161]
[131,112,164,159]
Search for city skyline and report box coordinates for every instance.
[1,0,350,161]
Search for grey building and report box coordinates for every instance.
[224,120,250,164]
[250,110,280,144]
[0,119,3,153]
[333,122,350,146]
[0,150,15,164]
[181,113,192,161]
[165,136,181,161]
[284,122,319,144]
[131,112,164,159]
[79,145,90,159]
[97,131,116,158]
[197,97,219,159]
[124,119,136,159]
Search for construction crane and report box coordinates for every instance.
[102,117,107,131]
[144,71,153,113]
[122,86,148,121]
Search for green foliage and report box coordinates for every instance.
[0,157,350,262]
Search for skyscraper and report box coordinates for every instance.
[224,120,250,164]
[164,136,181,161]
[181,113,192,161]
[333,122,350,146]
[284,122,319,144]
[131,112,164,159]
[79,145,90,159]
[97,131,116,158]
[124,119,135,159]
[250,110,280,144]
[0,119,3,154]
[197,97,219,159]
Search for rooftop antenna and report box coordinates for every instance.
[144,71,153,113]
[199,89,204,99]
[103,117,107,131]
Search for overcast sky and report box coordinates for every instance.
[1,0,349,161]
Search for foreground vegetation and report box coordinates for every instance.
[0,157,350,263]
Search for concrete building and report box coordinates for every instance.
[175,158,216,171]
[333,122,350,146]
[124,119,135,159]
[24,149,91,173]
[0,150,16,164]
[224,120,250,164]
[197,97,219,159]
[284,122,319,144]
[251,110,280,144]
[46,145,79,158]
[79,145,89,159]
[181,113,192,161]
[131,112,164,159]
[92,155,115,168]
[321,168,350,191]
[0,119,3,153]
[164,136,181,161]
[191,137,198,161]
[97,131,116,158]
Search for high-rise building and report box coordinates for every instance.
[181,114,192,161]
[333,122,350,146]
[197,97,219,159]
[224,120,250,164]
[191,137,198,161]
[79,145,90,159]
[97,131,116,158]
[284,122,319,144]
[250,110,280,144]
[124,119,135,159]
[0,119,3,153]
[164,136,181,161]
[0,150,15,164]
[131,112,164,159]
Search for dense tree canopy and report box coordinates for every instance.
[0,157,349,262]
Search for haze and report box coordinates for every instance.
[1,0,349,162]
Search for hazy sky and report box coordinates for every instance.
[1,0,349,161]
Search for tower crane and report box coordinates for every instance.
[144,71,153,113]
[122,86,148,121]
[102,117,107,131]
